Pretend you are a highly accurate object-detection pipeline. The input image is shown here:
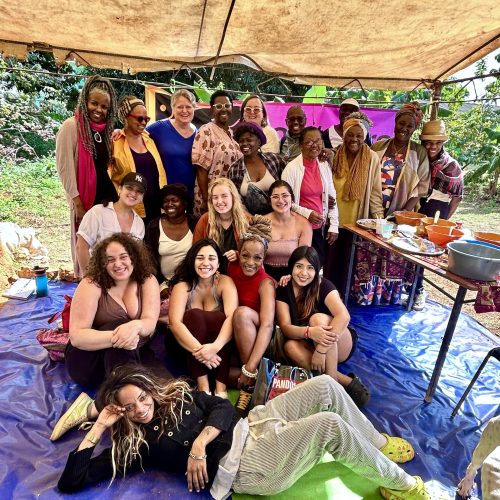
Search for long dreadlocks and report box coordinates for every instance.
[76,75,117,158]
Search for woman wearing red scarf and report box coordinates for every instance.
[56,75,118,277]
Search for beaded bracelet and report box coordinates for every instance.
[241,364,258,378]
[315,348,327,355]
[189,452,207,460]
[304,326,310,339]
[85,432,100,445]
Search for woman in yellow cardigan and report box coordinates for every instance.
[110,96,167,224]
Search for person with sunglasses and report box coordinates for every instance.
[239,94,280,153]
[110,96,167,225]
[192,90,242,215]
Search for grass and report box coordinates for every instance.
[0,158,498,334]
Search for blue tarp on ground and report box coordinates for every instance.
[0,281,498,499]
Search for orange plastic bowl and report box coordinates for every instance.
[420,217,456,235]
[474,231,500,247]
[393,211,426,227]
[426,225,464,247]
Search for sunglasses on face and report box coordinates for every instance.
[244,107,263,114]
[212,103,232,110]
[129,114,151,124]
[303,139,323,147]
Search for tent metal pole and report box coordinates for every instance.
[430,81,442,120]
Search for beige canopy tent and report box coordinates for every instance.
[1,0,499,90]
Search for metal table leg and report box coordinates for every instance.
[424,285,467,403]
[407,264,422,311]
[344,234,357,305]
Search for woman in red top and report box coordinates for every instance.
[227,216,275,417]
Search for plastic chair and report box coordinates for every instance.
[452,347,500,416]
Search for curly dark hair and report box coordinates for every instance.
[169,238,222,290]
[86,233,155,289]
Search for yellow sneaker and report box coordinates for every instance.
[50,392,93,441]
[380,476,430,500]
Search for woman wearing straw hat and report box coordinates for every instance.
[419,119,463,220]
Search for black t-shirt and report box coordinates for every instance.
[276,278,337,326]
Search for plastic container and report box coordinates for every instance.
[393,211,426,226]
[33,266,49,297]
[447,240,500,281]
[426,225,464,247]
[420,217,456,235]
[474,231,500,247]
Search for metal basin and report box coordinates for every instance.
[447,240,500,281]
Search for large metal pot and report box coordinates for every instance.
[447,240,500,281]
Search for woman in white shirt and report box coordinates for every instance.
[76,172,146,274]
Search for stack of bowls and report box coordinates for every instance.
[426,226,464,247]
[420,217,456,235]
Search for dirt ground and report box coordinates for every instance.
[1,196,498,336]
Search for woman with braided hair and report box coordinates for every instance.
[109,95,167,225]
[56,75,119,277]
[227,215,275,416]
[323,112,384,292]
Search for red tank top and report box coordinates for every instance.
[228,261,273,312]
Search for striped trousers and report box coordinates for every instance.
[233,375,414,495]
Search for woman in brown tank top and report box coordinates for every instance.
[50,232,160,442]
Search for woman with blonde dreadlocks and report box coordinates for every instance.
[193,177,252,274]
[56,75,118,277]
[227,216,276,417]
[323,113,384,293]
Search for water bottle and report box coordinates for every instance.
[33,266,49,297]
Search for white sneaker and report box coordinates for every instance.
[413,292,427,311]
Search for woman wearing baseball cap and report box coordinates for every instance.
[76,172,147,273]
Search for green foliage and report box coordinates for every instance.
[303,85,328,103]
[0,157,67,223]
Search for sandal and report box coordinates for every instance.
[379,433,415,463]
[345,373,370,407]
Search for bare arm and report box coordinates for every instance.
[297,214,313,246]
[69,279,114,350]
[276,300,309,340]
[195,166,209,211]
[75,236,91,276]
[168,282,203,352]
[213,276,238,351]
[448,197,461,219]
[245,279,275,373]
[323,290,350,347]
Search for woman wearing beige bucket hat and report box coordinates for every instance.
[419,119,463,220]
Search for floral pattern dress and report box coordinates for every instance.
[191,122,242,215]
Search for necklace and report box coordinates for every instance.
[94,131,102,143]
[391,140,407,156]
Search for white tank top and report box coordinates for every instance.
[158,224,193,281]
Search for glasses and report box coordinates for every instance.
[129,114,151,124]
[212,103,232,110]
[303,139,323,147]
[271,194,291,201]
[286,116,305,123]
[244,107,263,114]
